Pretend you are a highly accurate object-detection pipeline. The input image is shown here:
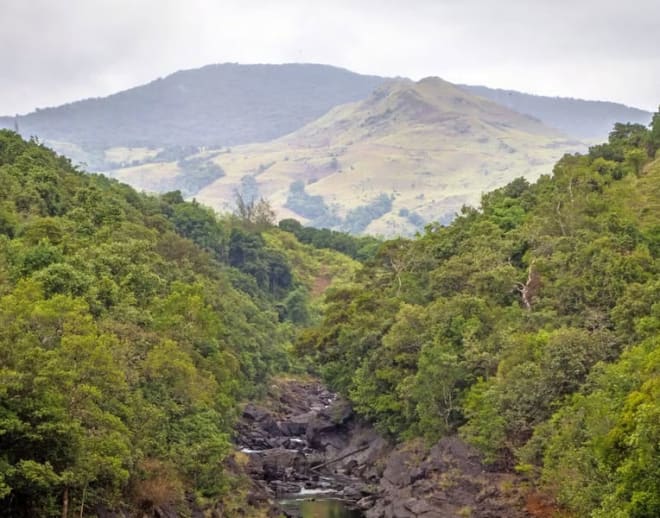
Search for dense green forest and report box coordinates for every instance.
[0,130,364,516]
[2,108,659,517]
[299,115,660,517]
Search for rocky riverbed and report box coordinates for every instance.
[236,378,536,518]
[235,380,366,516]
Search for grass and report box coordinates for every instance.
[98,78,586,235]
[106,161,181,192]
[104,146,162,164]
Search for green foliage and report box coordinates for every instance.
[285,180,336,223]
[278,218,381,261]
[4,63,385,155]
[299,119,660,515]
[342,193,393,234]
[284,183,398,235]
[174,155,225,196]
[527,339,660,517]
[649,106,660,157]
[0,131,315,514]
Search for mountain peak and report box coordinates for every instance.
[187,74,584,236]
[315,76,558,137]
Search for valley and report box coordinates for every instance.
[1,58,658,518]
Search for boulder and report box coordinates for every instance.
[260,448,308,481]
[278,411,315,436]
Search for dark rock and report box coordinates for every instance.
[237,379,531,518]
[153,506,180,518]
[327,399,353,424]
[271,480,302,497]
[344,458,359,475]
[243,404,267,421]
[340,486,362,499]
[382,450,415,487]
[241,404,282,437]
[357,495,377,510]
[261,448,308,481]
[278,412,313,436]
[403,498,437,516]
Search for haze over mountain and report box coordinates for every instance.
[461,84,652,141]
[113,77,582,235]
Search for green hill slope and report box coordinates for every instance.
[0,63,386,164]
[298,118,660,516]
[0,130,355,516]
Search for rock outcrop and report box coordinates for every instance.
[236,378,534,517]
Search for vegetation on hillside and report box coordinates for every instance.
[278,218,381,261]
[190,77,584,236]
[2,105,659,517]
[0,130,354,516]
[298,115,660,517]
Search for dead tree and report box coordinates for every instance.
[515,262,541,310]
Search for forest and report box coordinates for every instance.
[1,107,659,517]
[299,115,660,517]
[0,129,363,515]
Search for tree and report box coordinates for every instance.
[233,191,275,230]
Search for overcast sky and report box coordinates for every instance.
[2,0,659,115]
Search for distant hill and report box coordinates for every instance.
[460,85,652,140]
[3,63,651,236]
[110,77,583,236]
[2,63,651,173]
[0,63,386,157]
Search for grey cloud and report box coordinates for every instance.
[1,0,658,114]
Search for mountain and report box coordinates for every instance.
[2,63,651,173]
[3,63,651,236]
[461,84,653,140]
[0,63,386,164]
[116,77,581,235]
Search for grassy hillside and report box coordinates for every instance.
[3,63,651,183]
[462,84,652,140]
[167,77,584,235]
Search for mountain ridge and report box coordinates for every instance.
[1,63,651,237]
[0,63,387,152]
[178,77,583,235]
[1,63,651,157]
[460,84,652,140]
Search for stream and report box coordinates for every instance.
[235,380,371,517]
[235,379,530,517]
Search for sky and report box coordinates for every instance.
[2,0,659,115]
